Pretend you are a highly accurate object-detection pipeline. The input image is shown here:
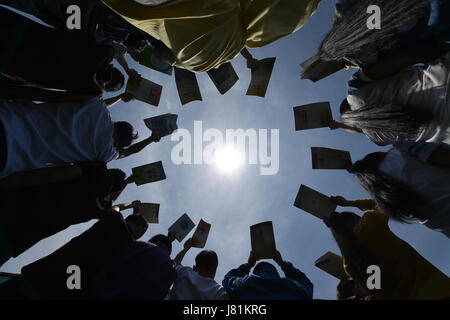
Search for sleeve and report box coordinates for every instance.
[280,261,314,299]
[395,141,444,163]
[354,199,377,211]
[221,263,251,296]
[347,69,374,93]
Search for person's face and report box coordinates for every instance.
[128,220,148,240]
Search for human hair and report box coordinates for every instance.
[149,234,172,255]
[350,153,425,222]
[341,100,432,146]
[318,0,431,67]
[100,66,125,92]
[106,168,127,194]
[114,122,138,148]
[253,262,279,277]
[125,214,148,239]
[195,250,218,271]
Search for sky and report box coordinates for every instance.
[1,1,449,300]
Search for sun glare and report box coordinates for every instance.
[214,147,244,173]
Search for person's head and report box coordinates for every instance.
[326,211,361,235]
[149,234,172,255]
[340,101,431,145]
[113,122,138,149]
[125,214,148,240]
[123,32,148,53]
[98,65,125,92]
[349,152,424,222]
[318,0,431,67]
[253,262,280,278]
[193,250,219,279]
[98,169,127,208]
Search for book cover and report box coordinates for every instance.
[191,219,211,248]
[294,102,333,131]
[311,147,352,170]
[246,57,276,98]
[168,213,196,242]
[294,185,337,220]
[135,203,160,224]
[207,62,239,95]
[132,161,166,186]
[144,113,178,137]
[126,77,162,106]
[314,252,349,281]
[250,221,276,260]
[174,67,203,105]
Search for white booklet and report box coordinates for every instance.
[293,102,333,131]
[126,77,162,106]
[300,54,343,82]
[294,185,337,220]
[168,213,195,242]
[174,67,203,105]
[207,62,239,95]
[191,219,211,248]
[246,57,276,98]
[311,147,352,170]
[135,203,160,224]
[144,113,178,138]
[314,251,349,281]
[250,221,276,260]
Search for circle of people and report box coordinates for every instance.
[0,0,449,300]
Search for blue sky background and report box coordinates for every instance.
[1,1,449,300]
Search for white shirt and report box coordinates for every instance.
[379,147,450,237]
[171,265,227,300]
[0,97,118,179]
[347,52,450,144]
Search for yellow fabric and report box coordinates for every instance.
[353,199,377,211]
[345,208,450,300]
[101,0,322,72]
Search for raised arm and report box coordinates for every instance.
[118,131,161,159]
[222,251,256,294]
[328,120,364,134]
[174,238,193,266]
[104,92,135,108]
[241,48,258,69]
[330,196,377,211]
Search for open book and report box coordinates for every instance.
[294,185,337,220]
[168,213,196,242]
[139,45,173,75]
[300,54,344,82]
[144,113,178,138]
[126,77,162,106]
[294,102,333,131]
[314,252,349,281]
[246,57,276,98]
[250,221,276,260]
[207,62,239,95]
[191,219,211,248]
[311,147,352,170]
[135,203,160,224]
[131,161,166,186]
[174,67,203,105]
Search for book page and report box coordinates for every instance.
[207,62,239,95]
[246,57,276,98]
[174,67,202,105]
[314,252,348,281]
[311,147,352,169]
[250,221,276,260]
[126,77,162,106]
[139,46,173,75]
[144,113,178,137]
[136,203,160,224]
[132,161,166,186]
[191,219,211,248]
[294,185,337,220]
[294,102,333,131]
[168,213,195,242]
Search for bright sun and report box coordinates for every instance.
[214,147,244,173]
